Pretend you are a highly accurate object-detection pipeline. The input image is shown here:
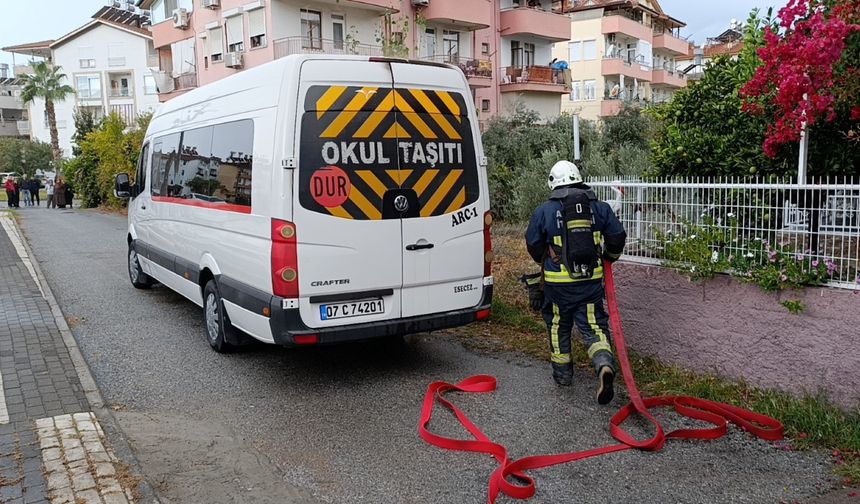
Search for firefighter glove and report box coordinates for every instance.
[519,272,544,312]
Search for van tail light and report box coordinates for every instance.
[483,211,493,277]
[476,309,491,321]
[294,334,319,345]
[272,219,299,299]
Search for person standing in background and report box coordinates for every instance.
[4,176,15,208]
[55,178,67,208]
[30,179,41,206]
[46,178,55,209]
[22,181,32,206]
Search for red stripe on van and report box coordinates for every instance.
[151,196,252,214]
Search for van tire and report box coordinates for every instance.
[202,279,236,353]
[128,243,154,289]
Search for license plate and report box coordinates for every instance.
[320,299,384,321]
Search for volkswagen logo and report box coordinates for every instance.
[394,195,409,212]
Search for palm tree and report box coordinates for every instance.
[20,61,75,162]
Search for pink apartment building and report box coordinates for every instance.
[137,0,573,122]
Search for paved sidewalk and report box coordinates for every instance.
[0,213,141,504]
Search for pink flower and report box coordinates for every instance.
[812,259,820,267]
[781,274,788,282]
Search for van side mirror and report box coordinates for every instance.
[115,173,131,199]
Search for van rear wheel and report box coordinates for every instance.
[128,243,154,289]
[203,279,236,353]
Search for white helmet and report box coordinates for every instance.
[547,160,583,190]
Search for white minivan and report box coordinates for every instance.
[116,55,493,352]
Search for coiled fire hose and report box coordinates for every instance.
[419,261,785,503]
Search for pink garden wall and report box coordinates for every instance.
[613,262,860,410]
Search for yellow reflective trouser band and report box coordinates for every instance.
[526,277,541,286]
[550,304,570,364]
[586,303,612,359]
[553,236,562,246]
[544,267,604,283]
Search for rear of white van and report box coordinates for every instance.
[269,57,493,346]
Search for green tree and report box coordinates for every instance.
[19,61,75,162]
[649,10,794,176]
[71,108,99,157]
[0,138,53,180]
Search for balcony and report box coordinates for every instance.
[423,0,491,30]
[653,32,690,55]
[155,71,197,102]
[651,69,686,88]
[0,119,25,137]
[274,36,383,59]
[17,120,30,136]
[500,66,569,94]
[602,56,652,82]
[602,15,652,42]
[600,99,623,117]
[337,0,400,11]
[419,55,494,88]
[500,7,571,43]
[151,19,193,49]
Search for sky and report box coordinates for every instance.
[0,0,785,71]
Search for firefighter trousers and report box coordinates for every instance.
[541,280,616,373]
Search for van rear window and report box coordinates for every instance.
[299,85,479,220]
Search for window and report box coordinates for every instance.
[583,40,596,60]
[511,40,521,67]
[151,121,254,207]
[150,132,181,197]
[210,121,253,206]
[301,9,322,50]
[209,26,224,62]
[481,42,489,55]
[108,44,127,67]
[226,14,244,53]
[524,42,535,68]
[109,76,132,97]
[442,30,460,63]
[568,41,581,62]
[171,38,196,76]
[146,40,159,67]
[249,8,267,49]
[571,81,582,101]
[584,80,596,101]
[80,59,97,69]
[175,126,214,198]
[76,75,102,99]
[423,28,436,58]
[332,13,345,51]
[481,99,490,112]
[135,143,149,197]
[144,75,158,95]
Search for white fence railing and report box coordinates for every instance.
[587,176,860,290]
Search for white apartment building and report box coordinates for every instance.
[6,6,160,157]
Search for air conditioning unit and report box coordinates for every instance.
[203,0,220,9]
[225,52,243,68]
[172,8,189,29]
[411,0,430,6]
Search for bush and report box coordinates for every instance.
[482,104,652,221]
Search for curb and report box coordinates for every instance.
[5,212,162,504]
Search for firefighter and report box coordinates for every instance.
[525,160,627,404]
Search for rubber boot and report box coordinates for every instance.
[596,366,615,405]
[552,363,573,386]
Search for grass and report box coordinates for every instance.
[454,224,860,485]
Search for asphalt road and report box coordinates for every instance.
[18,207,837,504]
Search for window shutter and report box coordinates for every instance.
[226,15,244,49]
[248,9,265,39]
[209,26,224,57]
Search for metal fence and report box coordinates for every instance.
[587,176,860,290]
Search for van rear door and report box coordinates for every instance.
[390,63,487,318]
[295,59,403,328]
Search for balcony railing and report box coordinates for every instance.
[16,120,30,135]
[174,72,197,91]
[109,89,133,98]
[274,36,384,59]
[500,65,568,87]
[418,55,493,79]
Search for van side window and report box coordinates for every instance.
[175,126,214,198]
[150,133,181,197]
[135,142,149,197]
[209,120,254,207]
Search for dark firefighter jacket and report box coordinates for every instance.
[525,185,627,284]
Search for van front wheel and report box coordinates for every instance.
[203,280,236,353]
[128,243,154,289]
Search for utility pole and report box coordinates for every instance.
[798,92,809,184]
[572,114,581,163]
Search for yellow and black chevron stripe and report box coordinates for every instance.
[298,85,479,220]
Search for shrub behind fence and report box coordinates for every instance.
[587,176,860,290]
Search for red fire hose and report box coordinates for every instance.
[419,261,785,503]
